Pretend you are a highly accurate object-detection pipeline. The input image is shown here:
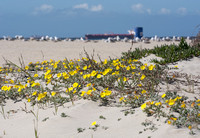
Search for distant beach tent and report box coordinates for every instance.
[134,27,143,39]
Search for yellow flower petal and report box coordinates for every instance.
[161,94,166,98]
[91,121,96,126]
[141,103,146,110]
[51,92,56,96]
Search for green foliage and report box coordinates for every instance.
[122,38,200,65]
[122,48,150,60]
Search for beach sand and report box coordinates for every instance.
[0,40,199,138]
[0,40,180,66]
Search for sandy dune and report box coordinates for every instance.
[0,40,199,138]
[0,40,180,66]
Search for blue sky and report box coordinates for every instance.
[0,0,200,37]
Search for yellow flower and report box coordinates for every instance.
[141,103,146,110]
[91,70,97,77]
[91,121,97,126]
[73,90,77,94]
[31,82,36,87]
[115,71,119,75]
[86,90,92,95]
[83,66,87,70]
[140,65,145,70]
[104,89,112,96]
[27,98,31,102]
[87,74,91,78]
[45,74,52,80]
[69,71,75,76]
[134,95,140,99]
[174,66,178,68]
[32,91,37,96]
[148,64,155,70]
[97,74,101,78]
[188,125,192,130]
[50,59,54,63]
[138,84,142,87]
[116,66,120,70]
[66,87,73,92]
[18,87,22,92]
[45,69,51,75]
[161,94,166,98]
[155,102,162,106]
[53,63,57,69]
[34,74,39,77]
[83,74,87,79]
[51,92,56,96]
[196,99,200,102]
[1,86,6,91]
[47,79,51,84]
[102,69,110,76]
[181,103,186,108]
[10,80,14,84]
[103,59,107,65]
[168,99,175,106]
[100,92,106,98]
[131,65,136,69]
[37,92,47,101]
[126,66,130,71]
[119,97,124,102]
[81,91,86,96]
[62,72,69,79]
[80,72,83,75]
[141,90,146,94]
[140,74,146,80]
[73,82,79,88]
[37,94,43,101]
[43,92,47,95]
[57,73,62,78]
[191,102,195,108]
[167,120,171,124]
[87,83,91,87]
[25,66,29,70]
[123,77,127,82]
[170,117,177,121]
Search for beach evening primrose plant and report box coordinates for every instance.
[0,45,200,135]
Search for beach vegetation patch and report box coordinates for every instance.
[0,44,199,135]
[122,38,200,65]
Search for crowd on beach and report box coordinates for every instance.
[0,35,193,44]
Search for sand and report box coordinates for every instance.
[0,40,199,138]
[0,40,180,66]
